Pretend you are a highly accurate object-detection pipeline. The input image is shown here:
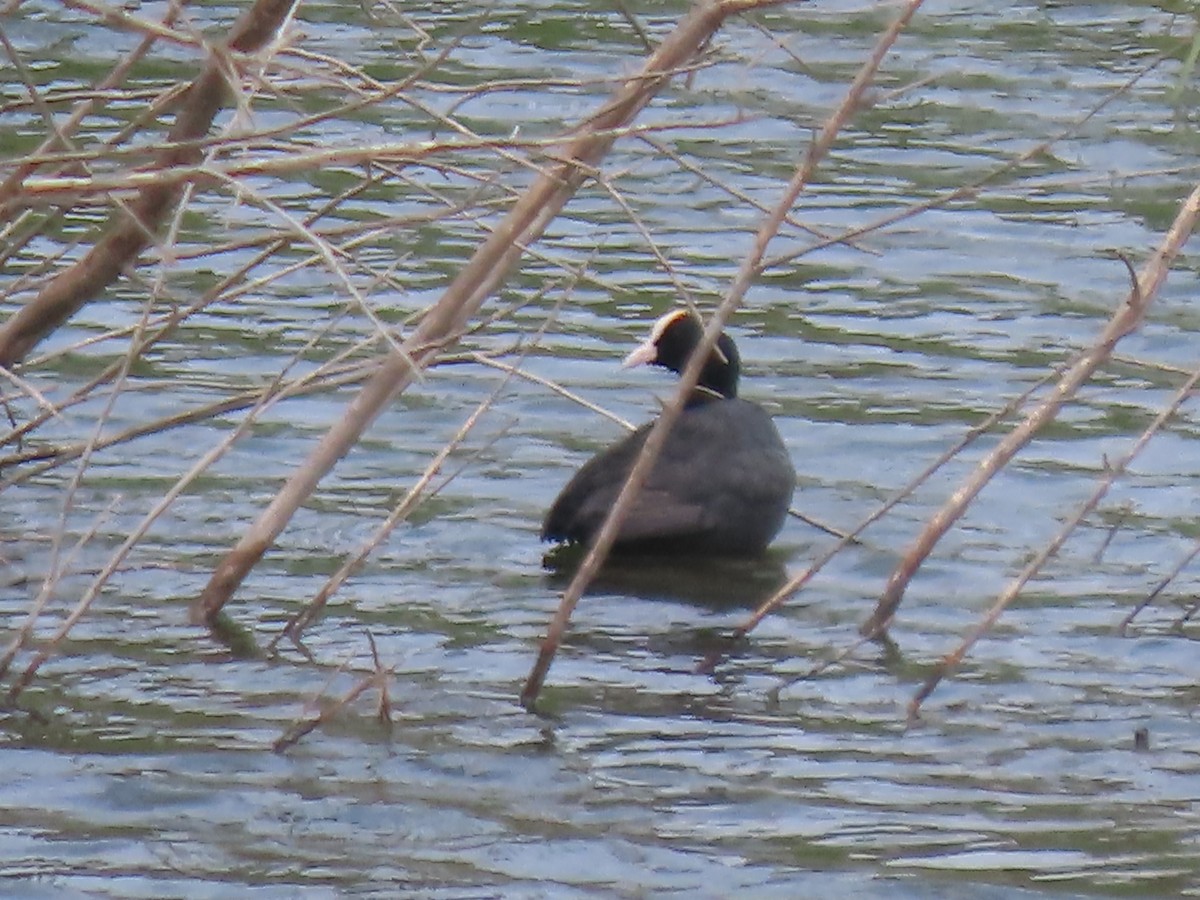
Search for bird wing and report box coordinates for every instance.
[605,488,711,543]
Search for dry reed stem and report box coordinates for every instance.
[764,53,1167,272]
[10,139,533,207]
[206,172,416,366]
[0,0,300,367]
[4,145,522,439]
[0,499,117,684]
[695,48,1180,672]
[471,355,635,431]
[700,365,1064,679]
[4,271,387,696]
[0,0,189,202]
[0,365,67,427]
[6,292,164,701]
[1174,598,1200,630]
[192,0,795,627]
[271,303,566,651]
[519,0,923,710]
[1119,533,1200,634]
[0,170,415,471]
[0,170,440,456]
[693,0,1172,674]
[10,113,742,213]
[0,358,370,485]
[908,247,1200,721]
[638,134,876,254]
[273,652,392,753]
[54,0,204,49]
[864,185,1200,642]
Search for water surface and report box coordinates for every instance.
[3,2,1200,896]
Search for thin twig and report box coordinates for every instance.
[192,0,796,628]
[909,270,1200,721]
[864,187,1200,642]
[519,0,912,709]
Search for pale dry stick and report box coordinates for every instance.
[698,60,1176,662]
[1174,595,1200,629]
[0,342,384,488]
[702,365,1064,680]
[280,47,389,95]
[0,171,405,452]
[864,185,1200,642]
[7,163,198,671]
[43,290,160,585]
[0,246,357,452]
[0,210,72,285]
[1092,501,1133,564]
[9,136,549,210]
[366,631,393,725]
[273,643,365,732]
[613,0,655,53]
[909,335,1200,722]
[0,229,77,305]
[1110,353,1194,379]
[0,0,190,202]
[273,302,566,650]
[0,77,183,283]
[0,83,194,251]
[27,189,411,370]
[1119,537,1200,635]
[0,364,68,427]
[261,8,499,145]
[0,29,76,168]
[14,113,751,212]
[4,328,342,701]
[753,0,925,269]
[763,50,1169,273]
[3,10,480,184]
[6,306,161,701]
[0,43,90,283]
[273,667,390,753]
[161,209,444,263]
[639,134,877,254]
[592,169,699,308]
[9,17,529,195]
[49,0,203,49]
[788,506,853,542]
[279,418,513,653]
[73,81,193,165]
[0,312,551,481]
[520,307,742,708]
[436,74,618,116]
[8,200,392,665]
[707,17,1181,673]
[0,86,163,115]
[0,0,302,368]
[520,0,923,709]
[470,354,634,430]
[702,74,1185,670]
[207,171,417,366]
[374,161,644,315]
[0,497,119,683]
[192,0,796,626]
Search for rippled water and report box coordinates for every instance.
[4,1,1200,896]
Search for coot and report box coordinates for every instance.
[542,310,795,555]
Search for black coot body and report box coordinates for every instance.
[542,310,795,556]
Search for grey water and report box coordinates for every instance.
[3,1,1200,896]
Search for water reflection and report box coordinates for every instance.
[543,545,791,609]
